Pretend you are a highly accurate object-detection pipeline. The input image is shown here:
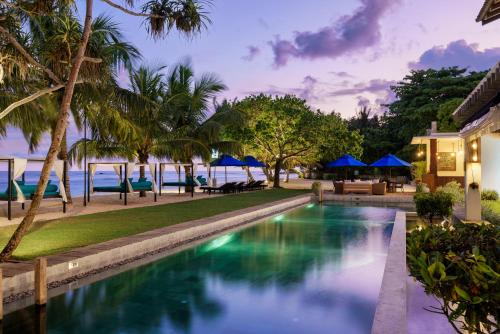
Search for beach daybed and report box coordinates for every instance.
[87,162,158,205]
[0,157,68,220]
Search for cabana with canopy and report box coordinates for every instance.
[325,154,367,180]
[158,162,208,198]
[210,155,246,184]
[85,162,158,206]
[0,157,68,220]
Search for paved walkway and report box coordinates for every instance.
[0,191,220,227]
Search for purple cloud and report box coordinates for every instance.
[246,75,321,102]
[242,45,261,61]
[330,71,355,78]
[269,0,399,67]
[409,40,500,72]
[329,79,396,97]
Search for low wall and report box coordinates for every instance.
[371,211,407,334]
[2,195,311,305]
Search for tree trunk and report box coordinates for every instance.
[273,159,282,188]
[245,167,254,182]
[0,0,94,261]
[285,168,290,183]
[138,153,148,197]
[57,130,72,204]
[184,164,193,193]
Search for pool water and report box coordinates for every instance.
[3,204,396,334]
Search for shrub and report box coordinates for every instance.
[416,182,428,193]
[481,189,499,201]
[411,161,426,181]
[414,191,453,223]
[436,181,464,205]
[311,181,322,196]
[407,222,499,334]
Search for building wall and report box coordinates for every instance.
[436,140,465,177]
[481,133,500,193]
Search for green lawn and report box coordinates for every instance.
[0,189,309,260]
[484,200,500,214]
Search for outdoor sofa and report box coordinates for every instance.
[333,180,387,195]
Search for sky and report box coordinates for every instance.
[2,0,500,158]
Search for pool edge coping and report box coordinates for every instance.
[1,194,312,312]
[371,210,407,334]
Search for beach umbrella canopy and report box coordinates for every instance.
[370,154,411,167]
[210,155,245,183]
[326,154,367,168]
[210,154,245,167]
[242,156,266,168]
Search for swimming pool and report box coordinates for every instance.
[3,204,396,334]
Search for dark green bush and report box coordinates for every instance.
[481,189,499,201]
[414,191,454,223]
[407,222,499,334]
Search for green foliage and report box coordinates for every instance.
[411,161,426,181]
[481,189,499,201]
[436,181,464,205]
[436,98,463,132]
[414,191,454,223]
[348,68,486,161]
[225,94,362,187]
[311,181,322,196]
[415,182,428,194]
[407,222,499,333]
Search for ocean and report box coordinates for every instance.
[0,168,276,196]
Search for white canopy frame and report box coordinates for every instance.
[86,161,157,206]
[0,157,68,220]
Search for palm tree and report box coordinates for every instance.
[0,0,212,260]
[1,14,140,203]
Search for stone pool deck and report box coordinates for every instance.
[0,194,311,312]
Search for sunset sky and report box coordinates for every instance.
[2,0,500,157]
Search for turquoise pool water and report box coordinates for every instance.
[3,204,396,334]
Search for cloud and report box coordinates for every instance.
[258,18,269,30]
[330,71,355,78]
[242,45,261,61]
[329,79,396,97]
[409,40,500,72]
[246,75,322,103]
[269,0,399,67]
[356,96,370,107]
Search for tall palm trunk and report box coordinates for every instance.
[184,164,193,193]
[0,0,94,261]
[57,130,72,204]
[138,152,148,197]
[245,167,254,182]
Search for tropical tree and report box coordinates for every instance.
[0,0,212,260]
[0,14,140,203]
[226,95,323,188]
[158,62,239,164]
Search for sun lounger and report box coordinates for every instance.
[201,182,237,194]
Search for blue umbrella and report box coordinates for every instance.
[370,154,411,179]
[326,154,366,180]
[370,154,411,168]
[242,156,266,168]
[326,154,367,168]
[210,155,245,183]
[242,156,266,183]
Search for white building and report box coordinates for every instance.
[453,61,500,220]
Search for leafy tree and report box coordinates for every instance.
[226,95,362,187]
[0,0,212,260]
[347,106,388,163]
[383,67,485,160]
[437,98,463,132]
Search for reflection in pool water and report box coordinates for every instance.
[3,204,396,334]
